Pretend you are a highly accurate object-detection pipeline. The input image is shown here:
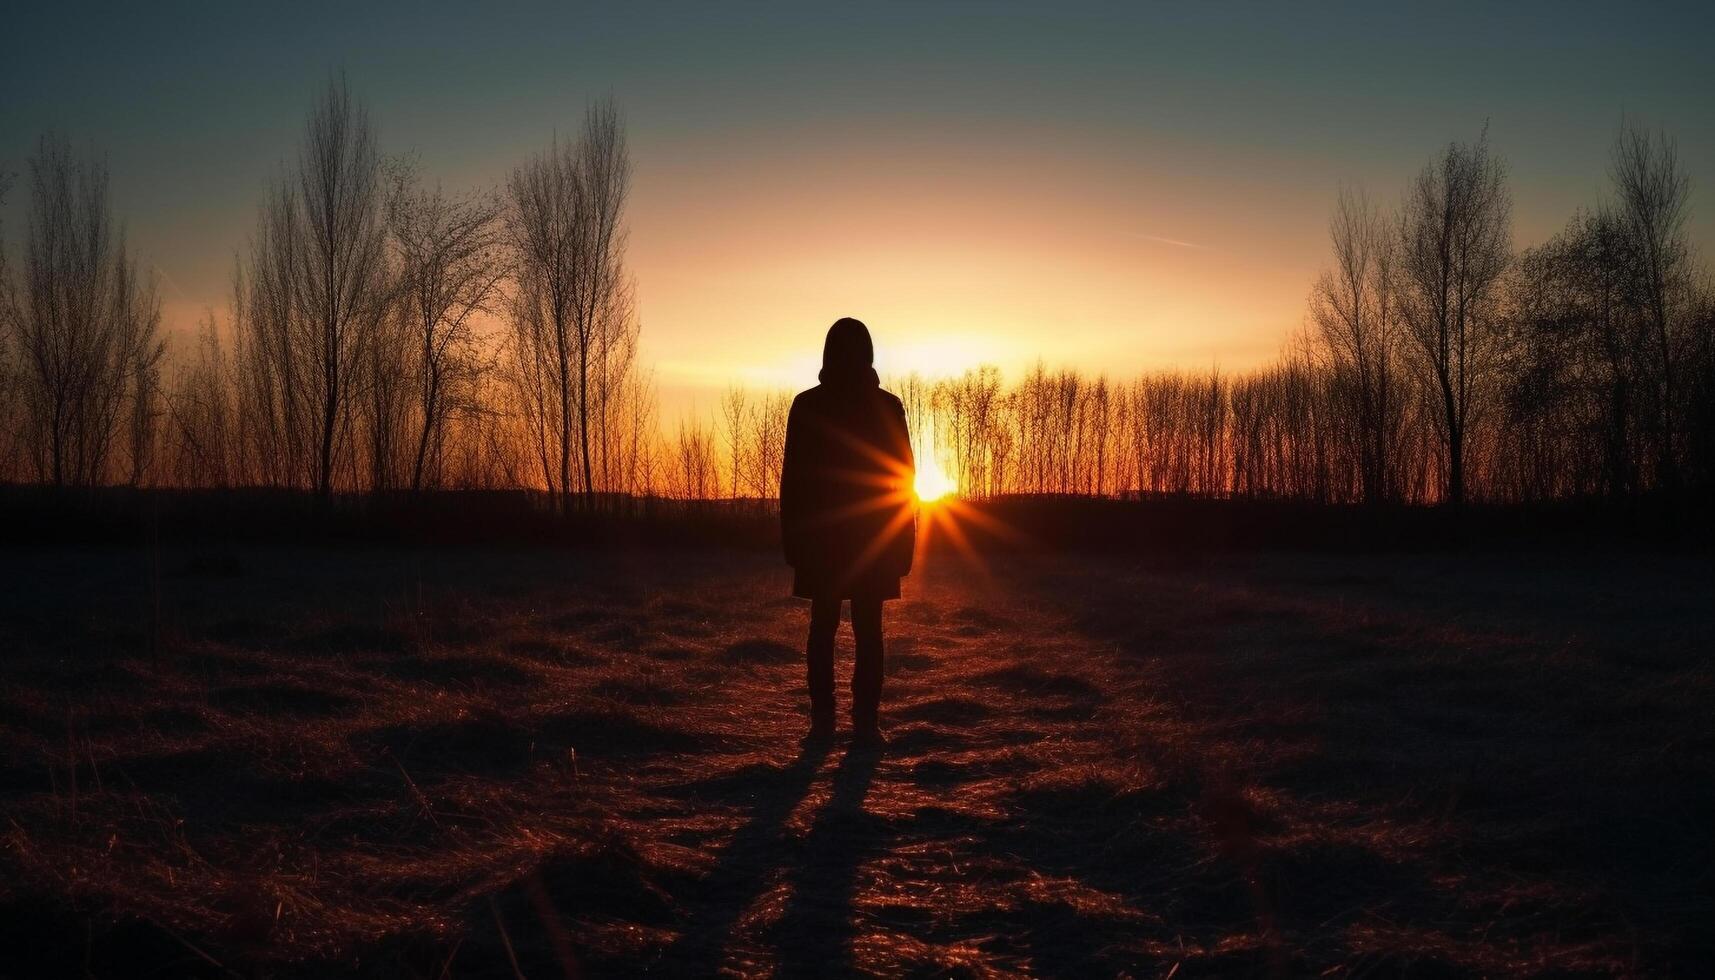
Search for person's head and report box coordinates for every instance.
[820,317,877,386]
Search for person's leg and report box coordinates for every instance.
[806,595,841,733]
[849,597,884,734]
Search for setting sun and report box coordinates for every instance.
[914,456,955,503]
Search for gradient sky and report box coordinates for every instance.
[4,1,1712,414]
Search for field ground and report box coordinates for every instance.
[0,543,1710,977]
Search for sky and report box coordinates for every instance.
[3,1,1712,415]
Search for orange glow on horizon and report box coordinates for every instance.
[628,131,1318,415]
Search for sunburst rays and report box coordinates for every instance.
[806,413,1027,588]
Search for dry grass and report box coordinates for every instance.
[0,545,1709,977]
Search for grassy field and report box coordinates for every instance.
[0,543,1710,977]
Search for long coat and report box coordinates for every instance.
[780,380,916,600]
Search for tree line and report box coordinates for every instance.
[1,77,652,511]
[737,124,1711,508]
[1,88,1710,508]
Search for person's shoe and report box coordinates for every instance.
[850,723,886,752]
[805,714,835,744]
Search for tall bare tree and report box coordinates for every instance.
[0,167,20,481]
[573,103,631,501]
[385,162,506,491]
[12,134,163,489]
[1610,120,1695,492]
[361,298,413,492]
[296,76,390,501]
[237,187,306,487]
[235,77,390,499]
[590,273,641,495]
[748,391,791,500]
[1397,128,1512,507]
[720,384,748,500]
[1510,207,1641,498]
[1311,184,1406,503]
[673,413,716,500]
[506,97,631,510]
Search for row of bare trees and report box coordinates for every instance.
[223,79,653,510]
[0,136,163,489]
[0,77,659,506]
[2,102,1709,508]
[779,122,1710,507]
[1303,122,1713,507]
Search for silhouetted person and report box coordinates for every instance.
[780,318,915,747]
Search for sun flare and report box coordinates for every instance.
[914,456,955,503]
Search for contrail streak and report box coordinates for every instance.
[1122,231,1209,250]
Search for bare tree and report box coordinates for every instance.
[505,97,631,511]
[361,298,412,492]
[720,384,748,500]
[164,311,237,487]
[235,77,389,499]
[748,390,791,500]
[1610,120,1695,492]
[1509,207,1641,498]
[0,167,20,481]
[1310,184,1407,503]
[672,413,716,501]
[13,133,163,489]
[125,333,162,486]
[935,366,1004,497]
[573,102,631,502]
[237,185,310,488]
[1397,128,1512,507]
[590,273,641,496]
[385,161,506,491]
[295,76,390,501]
